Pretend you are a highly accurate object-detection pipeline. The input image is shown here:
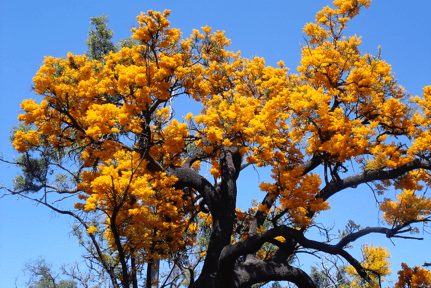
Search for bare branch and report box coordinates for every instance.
[319,159,431,201]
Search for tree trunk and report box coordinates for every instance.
[146,260,160,288]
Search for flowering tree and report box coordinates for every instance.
[10,0,431,287]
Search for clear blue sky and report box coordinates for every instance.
[1,0,430,286]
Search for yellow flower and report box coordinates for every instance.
[86,225,98,234]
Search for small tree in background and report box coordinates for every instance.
[25,259,77,288]
[87,16,116,61]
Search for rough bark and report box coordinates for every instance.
[233,259,317,288]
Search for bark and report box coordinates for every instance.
[146,260,160,288]
[173,148,241,288]
[110,209,130,288]
[220,225,371,283]
[233,259,317,288]
[318,159,431,201]
[192,148,241,288]
[131,254,138,288]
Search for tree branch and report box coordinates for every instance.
[233,259,317,288]
[336,224,424,249]
[318,159,431,201]
[7,191,120,287]
[221,225,371,282]
[169,167,219,213]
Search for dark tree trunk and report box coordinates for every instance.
[189,148,241,288]
[146,260,159,288]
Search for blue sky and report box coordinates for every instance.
[1,0,430,286]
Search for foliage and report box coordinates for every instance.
[25,259,77,288]
[9,0,431,287]
[310,264,351,288]
[345,245,391,287]
[86,16,116,60]
[395,263,431,288]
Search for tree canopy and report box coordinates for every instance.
[10,0,431,287]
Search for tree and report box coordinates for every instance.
[86,16,116,60]
[24,259,77,288]
[310,259,351,288]
[8,0,431,287]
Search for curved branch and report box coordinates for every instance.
[318,159,431,201]
[336,220,428,248]
[221,225,371,282]
[169,167,219,213]
[233,259,317,288]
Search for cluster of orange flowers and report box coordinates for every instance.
[346,245,391,288]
